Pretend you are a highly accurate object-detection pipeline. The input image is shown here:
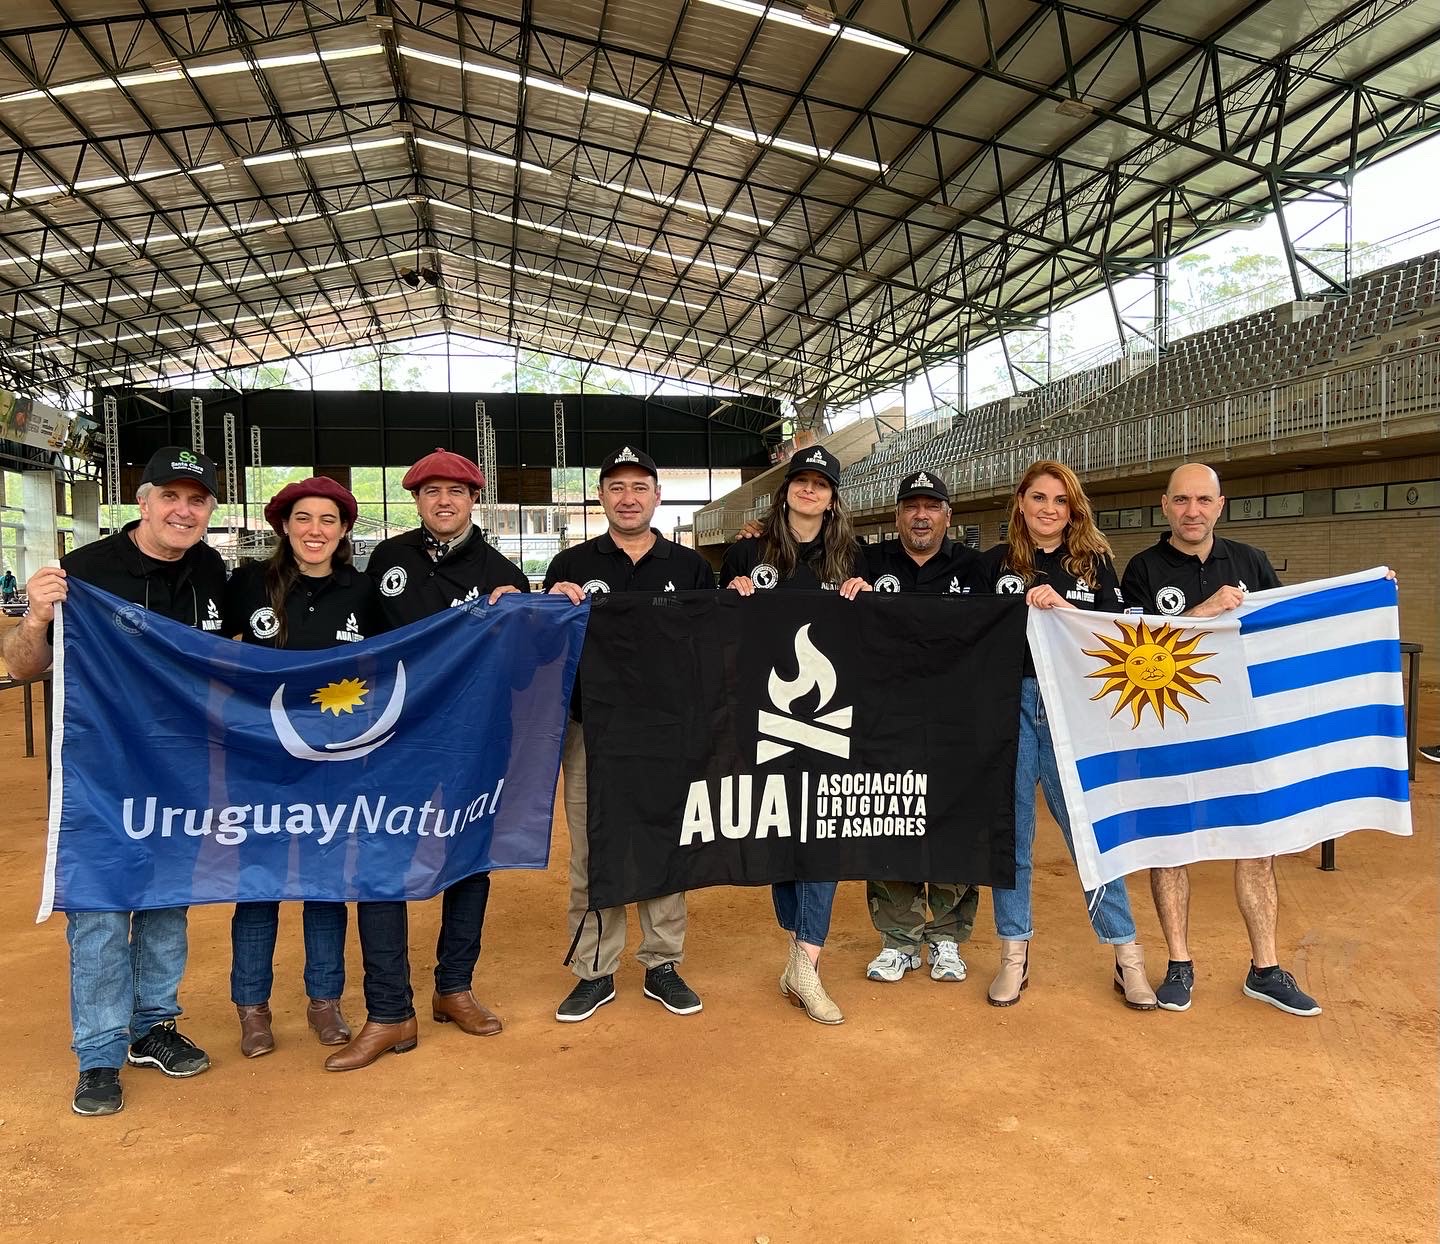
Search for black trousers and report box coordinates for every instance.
[356,872,491,1022]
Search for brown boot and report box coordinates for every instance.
[323,1018,418,1071]
[236,1003,274,1058]
[307,998,352,1045]
[987,940,1029,1007]
[431,990,503,1036]
[1113,943,1158,1010]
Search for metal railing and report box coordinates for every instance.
[843,339,1440,511]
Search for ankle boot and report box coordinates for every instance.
[988,940,1029,1007]
[236,1003,274,1058]
[1113,943,1158,1010]
[307,998,352,1045]
[779,942,843,1024]
[323,1017,418,1071]
[431,990,503,1036]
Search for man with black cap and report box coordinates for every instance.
[3,446,226,1116]
[862,469,985,984]
[327,448,527,1071]
[545,445,714,1022]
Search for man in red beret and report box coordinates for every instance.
[325,448,528,1071]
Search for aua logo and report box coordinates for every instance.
[269,662,407,762]
[756,624,852,763]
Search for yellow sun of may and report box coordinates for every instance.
[1084,620,1220,729]
[311,677,368,716]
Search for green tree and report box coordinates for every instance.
[207,362,294,391]
[499,350,634,394]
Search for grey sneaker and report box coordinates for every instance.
[1243,965,1321,1016]
[127,1021,209,1077]
[72,1067,123,1116]
[1156,960,1195,1011]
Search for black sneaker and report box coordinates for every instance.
[72,1067,123,1116]
[127,1020,211,1077]
[1421,745,1440,764]
[643,962,703,1016]
[1156,960,1195,1012]
[1243,965,1322,1016]
[556,975,616,1023]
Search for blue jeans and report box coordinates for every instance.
[230,902,348,1005]
[992,678,1137,945]
[772,881,837,947]
[66,908,188,1072]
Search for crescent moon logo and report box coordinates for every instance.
[270,662,407,762]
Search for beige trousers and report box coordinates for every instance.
[563,727,687,980]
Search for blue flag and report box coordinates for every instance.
[41,580,587,918]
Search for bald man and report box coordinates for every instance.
[1120,463,1321,1018]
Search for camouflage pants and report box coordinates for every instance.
[867,882,980,952]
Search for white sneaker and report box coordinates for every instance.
[866,947,920,982]
[928,939,968,982]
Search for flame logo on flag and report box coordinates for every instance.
[757,625,852,763]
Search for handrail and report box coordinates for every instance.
[840,339,1440,511]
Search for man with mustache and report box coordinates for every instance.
[328,448,528,1070]
[860,469,986,985]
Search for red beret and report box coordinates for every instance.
[264,477,359,535]
[402,448,484,492]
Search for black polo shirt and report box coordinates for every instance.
[59,521,227,635]
[544,529,715,595]
[1121,533,1281,617]
[976,543,1124,676]
[366,524,529,627]
[865,536,981,596]
[720,534,866,591]
[224,561,385,649]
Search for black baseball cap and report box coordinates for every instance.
[785,444,841,487]
[140,445,218,497]
[897,469,949,504]
[599,444,658,480]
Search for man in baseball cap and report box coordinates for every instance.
[138,445,220,498]
[862,468,985,986]
[329,447,528,1071]
[2,444,226,1115]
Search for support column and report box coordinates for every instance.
[71,481,101,547]
[19,469,59,579]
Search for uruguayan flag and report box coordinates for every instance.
[1030,567,1412,890]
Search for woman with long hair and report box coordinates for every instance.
[223,476,384,1058]
[721,445,869,1024]
[977,460,1157,1010]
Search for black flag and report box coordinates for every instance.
[579,590,1024,909]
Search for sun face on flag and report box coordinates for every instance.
[310,677,368,716]
[1084,620,1219,728]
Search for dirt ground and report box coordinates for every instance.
[0,663,1435,1243]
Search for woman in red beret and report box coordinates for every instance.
[221,476,384,1060]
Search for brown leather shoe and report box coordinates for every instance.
[431,990,503,1036]
[306,998,352,1046]
[236,1003,275,1058]
[323,1018,418,1071]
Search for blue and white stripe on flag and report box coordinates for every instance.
[1030,568,1411,890]
[41,579,587,919]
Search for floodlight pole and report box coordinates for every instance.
[475,400,496,539]
[102,394,120,533]
[553,399,568,550]
[189,396,204,454]
[249,425,263,535]
[222,412,238,546]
